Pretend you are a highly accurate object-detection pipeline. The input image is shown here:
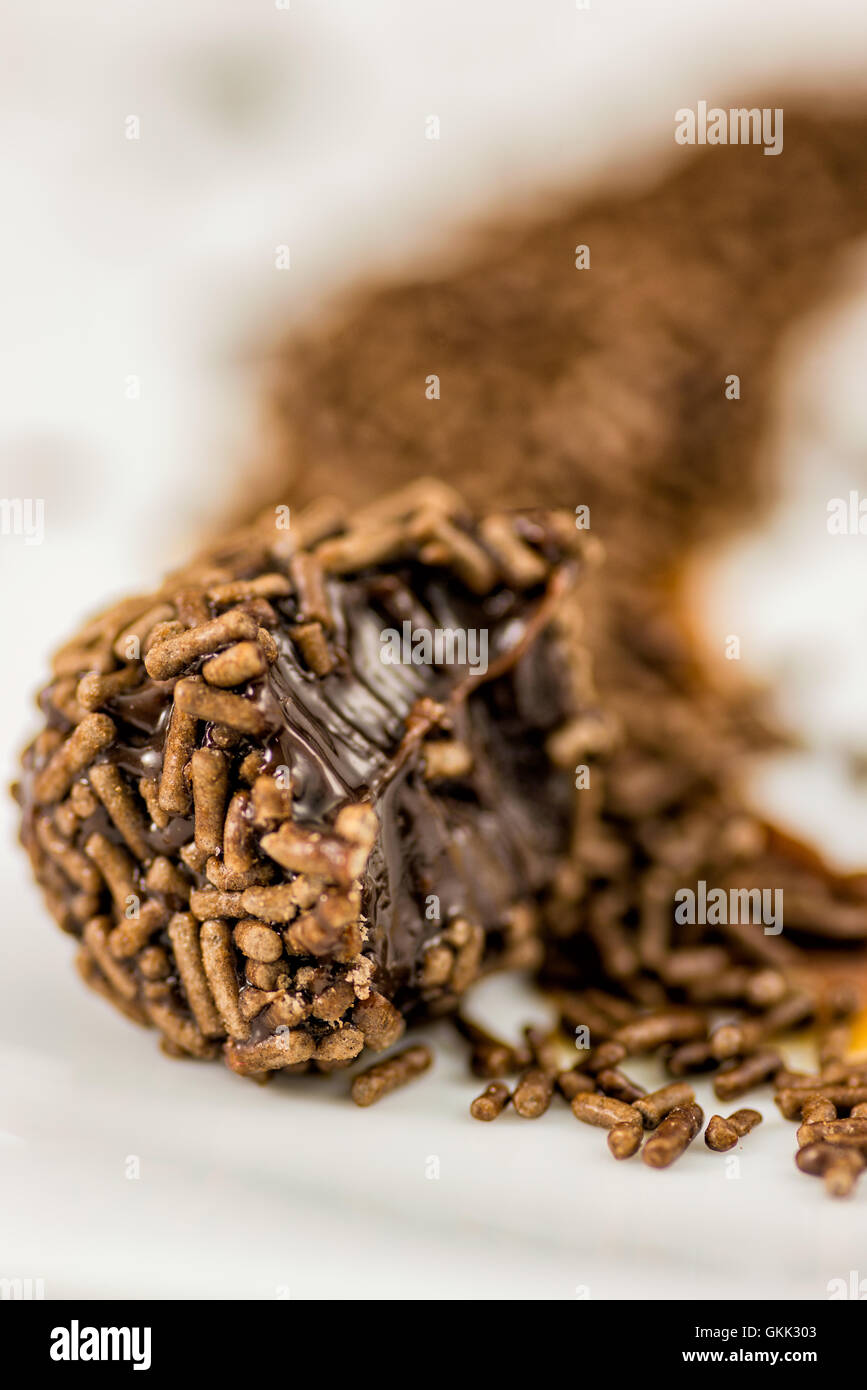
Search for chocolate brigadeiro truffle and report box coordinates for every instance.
[15,481,599,1075]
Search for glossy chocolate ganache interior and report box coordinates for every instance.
[16,485,592,1072]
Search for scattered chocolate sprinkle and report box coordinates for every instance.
[714,1050,783,1103]
[796,1142,865,1198]
[595,1067,646,1104]
[350,1045,433,1107]
[634,1082,696,1130]
[470,1082,511,1122]
[642,1104,704,1169]
[608,1123,644,1160]
[705,1109,763,1152]
[571,1091,641,1132]
[512,1067,554,1119]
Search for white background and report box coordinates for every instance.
[3,0,867,1300]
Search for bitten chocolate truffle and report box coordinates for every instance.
[15,481,595,1075]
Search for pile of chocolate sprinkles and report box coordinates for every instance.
[455,987,867,1197]
[251,103,867,1191]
